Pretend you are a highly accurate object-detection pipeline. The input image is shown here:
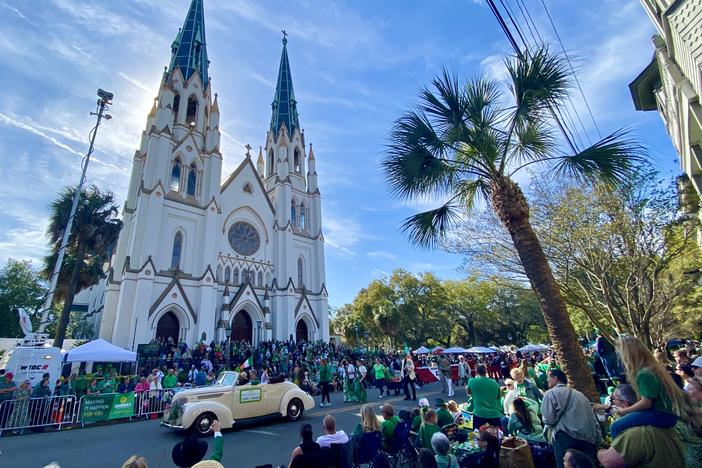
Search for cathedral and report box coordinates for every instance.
[98,0,329,349]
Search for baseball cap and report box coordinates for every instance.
[5,372,14,379]
[692,356,702,368]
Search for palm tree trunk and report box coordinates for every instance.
[54,244,85,349]
[491,176,598,401]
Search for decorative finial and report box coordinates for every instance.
[281,30,288,45]
[214,92,218,101]
[245,144,252,158]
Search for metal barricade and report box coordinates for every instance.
[133,389,174,418]
[0,395,79,435]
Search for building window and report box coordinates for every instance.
[186,162,197,196]
[291,201,297,226]
[243,183,253,194]
[257,271,263,287]
[233,268,239,285]
[294,148,301,173]
[186,95,198,128]
[172,93,180,127]
[300,203,306,230]
[266,272,272,286]
[170,158,182,192]
[224,266,231,283]
[297,257,304,287]
[171,231,183,270]
[216,265,222,282]
[267,149,274,178]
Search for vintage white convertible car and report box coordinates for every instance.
[162,371,314,435]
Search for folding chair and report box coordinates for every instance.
[381,420,414,468]
[441,423,458,441]
[355,431,382,467]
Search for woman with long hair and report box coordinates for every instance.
[352,404,381,436]
[507,397,544,442]
[615,335,702,437]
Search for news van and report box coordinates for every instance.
[0,334,62,392]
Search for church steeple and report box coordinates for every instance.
[270,32,299,138]
[169,0,209,88]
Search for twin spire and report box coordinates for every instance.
[168,1,300,138]
[169,0,209,88]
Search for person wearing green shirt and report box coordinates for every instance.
[319,358,332,408]
[466,365,503,430]
[380,403,401,449]
[373,358,386,398]
[417,409,441,452]
[435,399,454,428]
[163,369,178,389]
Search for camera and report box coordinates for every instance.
[97,88,114,102]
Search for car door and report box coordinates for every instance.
[233,383,266,419]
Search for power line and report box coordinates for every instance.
[499,0,529,52]
[539,0,602,139]
[486,0,579,154]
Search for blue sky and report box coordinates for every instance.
[0,0,680,307]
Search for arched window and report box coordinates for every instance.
[257,271,263,287]
[267,150,274,178]
[291,201,297,226]
[224,266,231,283]
[171,231,183,270]
[172,93,180,127]
[300,203,306,230]
[170,158,182,192]
[243,183,253,194]
[297,257,304,287]
[266,272,272,286]
[216,264,223,282]
[233,268,239,285]
[186,95,198,128]
[186,162,197,196]
[294,148,301,173]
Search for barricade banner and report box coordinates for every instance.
[81,392,135,422]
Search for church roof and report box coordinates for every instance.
[270,35,300,138]
[168,0,209,88]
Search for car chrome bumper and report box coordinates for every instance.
[160,421,185,430]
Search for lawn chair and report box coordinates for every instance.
[441,423,458,441]
[381,420,414,468]
[354,431,383,467]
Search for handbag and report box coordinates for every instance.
[498,436,535,468]
[543,388,573,444]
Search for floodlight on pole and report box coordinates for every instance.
[38,89,114,332]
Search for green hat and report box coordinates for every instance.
[435,398,446,407]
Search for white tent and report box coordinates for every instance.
[414,346,431,354]
[466,346,495,354]
[64,339,137,363]
[431,346,445,354]
[518,344,542,353]
[443,347,468,354]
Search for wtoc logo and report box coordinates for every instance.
[19,364,49,371]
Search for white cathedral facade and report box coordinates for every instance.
[98,0,329,350]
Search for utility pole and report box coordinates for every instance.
[38,89,114,333]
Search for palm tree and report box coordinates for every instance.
[382,47,642,400]
[43,185,122,349]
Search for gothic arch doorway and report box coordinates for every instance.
[156,311,179,342]
[296,319,309,343]
[232,310,253,343]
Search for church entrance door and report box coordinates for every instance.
[295,319,309,342]
[232,310,253,343]
[156,311,179,342]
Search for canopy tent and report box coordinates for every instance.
[518,344,543,353]
[442,347,468,354]
[536,344,551,351]
[466,346,496,354]
[414,346,431,355]
[64,339,137,363]
[431,346,445,354]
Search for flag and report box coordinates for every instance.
[18,308,33,336]
[242,357,253,369]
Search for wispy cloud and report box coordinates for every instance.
[1,0,38,27]
[366,250,399,261]
[324,214,361,256]
[119,72,153,93]
[0,111,82,156]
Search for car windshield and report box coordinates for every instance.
[215,372,238,387]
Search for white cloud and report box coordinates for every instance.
[324,214,361,256]
[366,250,399,261]
[119,72,153,93]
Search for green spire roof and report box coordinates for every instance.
[169,0,209,87]
[270,35,299,137]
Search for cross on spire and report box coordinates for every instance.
[281,29,288,44]
[245,143,252,157]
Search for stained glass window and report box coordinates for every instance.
[171,232,183,270]
[170,158,182,192]
[227,222,260,256]
[186,163,197,196]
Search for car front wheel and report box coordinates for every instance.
[192,412,215,437]
[286,398,304,421]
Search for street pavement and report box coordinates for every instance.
[0,382,455,468]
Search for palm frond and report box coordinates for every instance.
[551,129,645,185]
[464,77,503,129]
[420,68,465,132]
[384,111,457,199]
[401,203,463,249]
[510,119,556,164]
[454,179,491,213]
[507,46,570,123]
